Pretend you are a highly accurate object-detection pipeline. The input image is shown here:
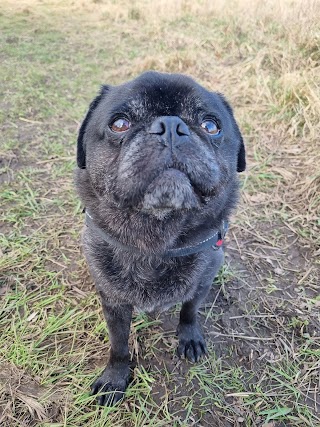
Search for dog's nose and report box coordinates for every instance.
[149,116,190,147]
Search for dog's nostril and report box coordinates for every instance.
[159,122,166,136]
[176,121,190,137]
[149,120,166,135]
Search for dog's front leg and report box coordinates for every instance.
[177,282,210,363]
[91,302,133,406]
[177,251,224,363]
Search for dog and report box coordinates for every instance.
[75,71,245,405]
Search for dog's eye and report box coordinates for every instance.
[110,118,131,132]
[200,120,220,135]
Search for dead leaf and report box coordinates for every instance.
[16,392,48,421]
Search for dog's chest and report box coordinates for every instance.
[84,234,206,311]
[112,253,200,310]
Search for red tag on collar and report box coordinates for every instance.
[216,239,223,247]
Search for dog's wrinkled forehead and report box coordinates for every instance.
[109,71,209,121]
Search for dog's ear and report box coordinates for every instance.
[77,85,109,169]
[217,94,246,172]
[236,134,246,172]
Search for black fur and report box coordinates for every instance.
[75,71,246,405]
[77,85,109,169]
[237,136,246,172]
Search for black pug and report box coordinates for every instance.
[75,71,245,406]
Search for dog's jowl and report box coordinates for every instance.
[75,71,246,406]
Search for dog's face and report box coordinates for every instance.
[77,71,245,216]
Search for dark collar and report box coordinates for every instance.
[85,210,228,258]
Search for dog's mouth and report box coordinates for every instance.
[115,153,221,214]
[141,168,201,213]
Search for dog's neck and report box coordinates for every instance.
[84,209,228,257]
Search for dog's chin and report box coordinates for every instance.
[140,169,200,218]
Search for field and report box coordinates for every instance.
[0,0,319,426]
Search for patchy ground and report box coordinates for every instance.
[0,1,319,426]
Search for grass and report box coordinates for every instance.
[0,0,319,426]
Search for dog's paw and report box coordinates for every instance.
[91,364,131,406]
[176,322,208,363]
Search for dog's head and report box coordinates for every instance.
[77,71,245,216]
